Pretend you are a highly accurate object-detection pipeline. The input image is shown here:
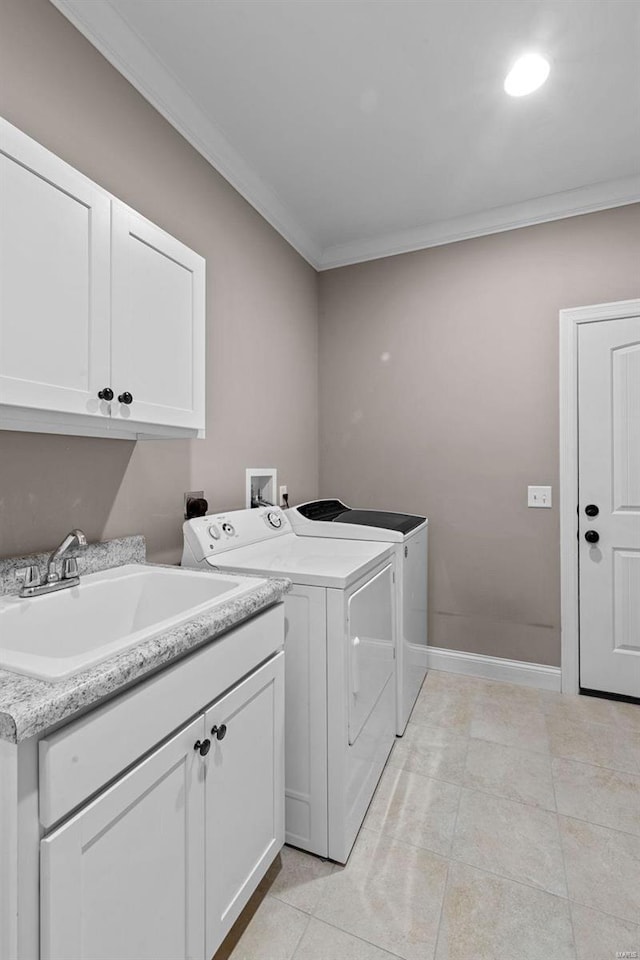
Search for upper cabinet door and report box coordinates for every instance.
[111,202,205,432]
[0,121,111,417]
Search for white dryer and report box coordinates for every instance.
[289,499,428,735]
[182,506,396,864]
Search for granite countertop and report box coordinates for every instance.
[0,536,290,744]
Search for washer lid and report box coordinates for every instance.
[295,500,425,535]
[295,499,349,521]
[208,534,393,589]
[334,510,425,535]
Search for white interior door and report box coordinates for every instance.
[41,716,205,960]
[0,120,110,416]
[204,653,284,957]
[578,314,640,698]
[111,201,205,430]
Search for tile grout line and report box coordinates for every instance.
[564,897,640,930]
[432,719,473,960]
[364,785,639,915]
[550,750,640,780]
[550,809,640,842]
[280,896,311,960]
[403,712,638,777]
[431,859,451,960]
[298,913,408,960]
[549,744,577,955]
[442,852,640,928]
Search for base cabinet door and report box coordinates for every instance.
[204,652,285,957]
[40,717,206,960]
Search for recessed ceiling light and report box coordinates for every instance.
[504,53,550,97]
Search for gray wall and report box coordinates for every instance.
[318,206,640,666]
[0,0,319,564]
[1,0,638,669]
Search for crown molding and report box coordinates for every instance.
[49,0,323,268]
[319,177,640,270]
[49,1,640,275]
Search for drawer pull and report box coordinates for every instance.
[194,738,211,756]
[211,724,227,740]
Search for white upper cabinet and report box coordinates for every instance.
[0,121,111,420]
[111,203,205,431]
[0,117,206,439]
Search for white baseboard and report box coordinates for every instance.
[426,646,562,692]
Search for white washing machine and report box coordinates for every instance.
[289,499,428,735]
[182,506,396,864]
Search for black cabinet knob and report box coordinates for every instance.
[585,530,600,544]
[585,504,599,518]
[211,723,227,741]
[98,387,114,401]
[194,738,211,756]
[118,391,133,405]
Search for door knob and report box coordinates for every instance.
[585,530,600,544]
[194,738,211,756]
[211,724,227,740]
[98,387,114,401]
[118,391,133,405]
[585,504,599,517]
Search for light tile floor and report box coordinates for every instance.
[214,671,640,960]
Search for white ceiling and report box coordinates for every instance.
[52,0,640,269]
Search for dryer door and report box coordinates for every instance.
[347,563,395,745]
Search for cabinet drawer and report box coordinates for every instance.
[39,603,284,829]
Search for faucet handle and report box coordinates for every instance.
[62,557,79,580]
[17,565,41,588]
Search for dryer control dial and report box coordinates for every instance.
[208,524,221,540]
[222,522,235,536]
[265,511,283,529]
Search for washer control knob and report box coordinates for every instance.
[266,511,283,529]
[208,524,221,540]
[222,522,235,536]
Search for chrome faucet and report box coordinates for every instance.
[46,529,88,583]
[17,529,88,598]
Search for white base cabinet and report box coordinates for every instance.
[0,605,285,960]
[40,652,284,960]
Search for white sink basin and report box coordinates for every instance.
[0,564,264,682]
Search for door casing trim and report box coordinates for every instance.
[559,298,640,694]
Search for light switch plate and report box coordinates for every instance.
[528,485,552,508]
